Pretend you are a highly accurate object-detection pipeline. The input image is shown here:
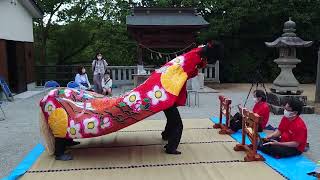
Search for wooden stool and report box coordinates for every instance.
[213,95,233,135]
[234,106,265,162]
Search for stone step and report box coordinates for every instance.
[268,104,315,115]
[267,92,308,106]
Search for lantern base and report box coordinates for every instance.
[270,85,303,95]
[267,92,314,114]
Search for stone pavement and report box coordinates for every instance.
[0,85,319,178]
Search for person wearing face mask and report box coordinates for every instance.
[92,52,108,94]
[75,66,91,90]
[252,90,270,132]
[229,90,270,132]
[258,99,307,158]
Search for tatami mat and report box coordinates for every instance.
[22,162,283,180]
[20,119,285,180]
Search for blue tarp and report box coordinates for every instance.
[3,144,45,180]
[3,117,317,180]
[210,116,317,180]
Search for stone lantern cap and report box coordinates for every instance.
[265,17,313,48]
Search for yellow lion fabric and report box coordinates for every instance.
[161,65,188,96]
[48,108,68,138]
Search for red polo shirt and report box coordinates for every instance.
[253,102,270,129]
[278,116,307,152]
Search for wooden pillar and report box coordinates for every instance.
[137,45,143,65]
[0,39,8,82]
[15,42,27,93]
[24,42,35,83]
[315,46,320,103]
[215,60,220,83]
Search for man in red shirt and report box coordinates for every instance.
[258,99,307,158]
[253,90,270,132]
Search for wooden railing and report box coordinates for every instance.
[201,61,220,83]
[35,61,220,86]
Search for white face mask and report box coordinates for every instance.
[253,97,258,103]
[284,109,295,119]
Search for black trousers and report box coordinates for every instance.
[258,144,302,158]
[229,113,263,132]
[162,106,183,151]
[54,138,74,156]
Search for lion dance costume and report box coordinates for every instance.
[40,47,207,155]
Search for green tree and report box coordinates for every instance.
[34,0,320,83]
[34,0,108,64]
[195,0,320,82]
[35,0,71,64]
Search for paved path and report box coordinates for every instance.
[0,87,319,178]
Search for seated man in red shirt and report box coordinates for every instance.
[253,90,270,132]
[258,99,307,158]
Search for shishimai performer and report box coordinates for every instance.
[40,42,222,160]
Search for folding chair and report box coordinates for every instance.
[234,106,265,162]
[0,100,6,121]
[213,95,233,134]
[0,78,14,102]
[67,81,80,89]
[44,80,60,89]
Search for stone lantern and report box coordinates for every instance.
[265,18,314,114]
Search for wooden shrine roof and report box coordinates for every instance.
[126,7,209,27]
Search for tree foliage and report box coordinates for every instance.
[34,0,320,82]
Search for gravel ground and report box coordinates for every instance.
[0,86,319,178]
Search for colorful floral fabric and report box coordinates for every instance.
[67,120,82,139]
[147,85,167,105]
[39,47,205,139]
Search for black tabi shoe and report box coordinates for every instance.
[165,149,182,155]
[55,154,73,161]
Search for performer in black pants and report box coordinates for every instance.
[161,105,183,155]
[54,138,80,160]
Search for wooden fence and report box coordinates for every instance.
[35,61,219,86]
